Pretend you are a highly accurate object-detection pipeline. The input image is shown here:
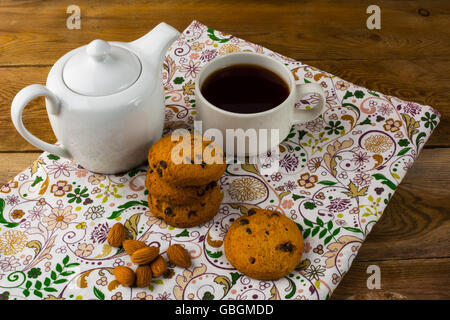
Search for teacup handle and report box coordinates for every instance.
[11,84,71,159]
[292,83,326,124]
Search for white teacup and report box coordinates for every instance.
[195,52,325,157]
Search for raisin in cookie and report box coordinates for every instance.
[148,184,222,228]
[224,208,304,280]
[147,133,226,187]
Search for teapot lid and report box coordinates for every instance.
[63,39,141,96]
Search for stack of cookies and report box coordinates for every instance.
[145,133,226,228]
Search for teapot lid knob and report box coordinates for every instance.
[62,39,141,96]
[86,39,111,61]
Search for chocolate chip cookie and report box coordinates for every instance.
[224,208,304,280]
[148,183,222,228]
[147,133,226,187]
[145,168,218,205]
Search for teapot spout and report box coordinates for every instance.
[131,22,180,71]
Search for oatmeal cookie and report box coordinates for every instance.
[145,168,218,205]
[148,184,222,228]
[224,208,304,280]
[147,133,226,187]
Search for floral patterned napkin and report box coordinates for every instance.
[0,21,439,300]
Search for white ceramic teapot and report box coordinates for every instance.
[11,22,180,174]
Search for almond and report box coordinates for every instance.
[123,240,147,255]
[113,266,135,287]
[131,246,159,265]
[135,265,152,287]
[150,255,167,277]
[107,223,127,247]
[167,244,191,268]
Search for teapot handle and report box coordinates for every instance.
[11,84,71,159]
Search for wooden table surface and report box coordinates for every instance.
[0,0,449,299]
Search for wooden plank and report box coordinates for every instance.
[1,58,448,152]
[0,0,449,66]
[0,0,448,301]
[0,152,40,186]
[331,257,450,299]
[0,66,56,152]
[349,148,450,261]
